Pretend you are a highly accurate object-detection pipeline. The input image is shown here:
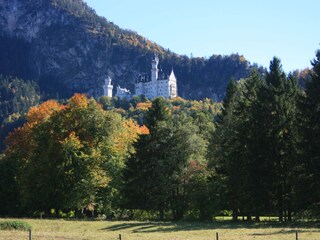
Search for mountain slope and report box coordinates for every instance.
[0,0,257,100]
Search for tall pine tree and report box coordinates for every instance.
[122,98,206,220]
[298,50,320,216]
[208,79,245,221]
[256,57,299,221]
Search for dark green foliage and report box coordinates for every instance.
[208,77,246,221]
[216,78,238,124]
[0,75,40,125]
[258,58,300,221]
[297,50,320,216]
[0,154,22,215]
[122,98,171,217]
[122,98,171,218]
[238,71,269,219]
[144,98,169,130]
[0,221,31,231]
[0,75,40,152]
[208,58,301,222]
[122,98,209,220]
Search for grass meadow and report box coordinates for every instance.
[0,218,319,240]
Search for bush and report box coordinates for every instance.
[0,221,31,231]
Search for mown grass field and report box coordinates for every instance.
[0,218,319,240]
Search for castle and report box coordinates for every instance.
[103,56,177,99]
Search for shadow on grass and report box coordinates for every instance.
[101,222,213,233]
[101,221,320,233]
[251,228,320,236]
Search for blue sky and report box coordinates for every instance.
[84,0,320,73]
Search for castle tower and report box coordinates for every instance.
[103,77,113,97]
[168,69,177,98]
[151,55,159,81]
[150,55,159,98]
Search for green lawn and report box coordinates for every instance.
[0,218,319,240]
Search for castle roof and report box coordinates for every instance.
[169,69,176,81]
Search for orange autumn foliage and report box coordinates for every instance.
[139,125,149,135]
[136,102,152,111]
[67,93,89,108]
[124,119,149,136]
[26,100,63,124]
[111,119,149,155]
[4,123,33,157]
[6,100,63,156]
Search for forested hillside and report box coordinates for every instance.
[0,0,257,101]
[0,75,40,150]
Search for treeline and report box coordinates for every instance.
[209,52,320,221]
[0,94,218,219]
[0,51,319,221]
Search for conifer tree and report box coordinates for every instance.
[122,98,171,219]
[234,70,268,221]
[216,78,237,124]
[298,50,320,216]
[208,79,245,221]
[256,57,299,221]
[122,98,206,220]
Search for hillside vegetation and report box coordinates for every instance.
[0,0,257,100]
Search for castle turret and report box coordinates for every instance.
[151,55,159,81]
[169,68,176,82]
[103,77,113,97]
[168,69,177,98]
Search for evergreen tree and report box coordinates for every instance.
[216,78,237,124]
[256,57,299,221]
[208,79,244,221]
[122,98,171,219]
[236,70,270,221]
[209,62,299,221]
[122,98,207,220]
[297,50,320,216]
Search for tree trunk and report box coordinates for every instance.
[279,208,283,222]
[176,209,184,221]
[278,187,283,222]
[232,209,238,222]
[288,201,292,222]
[159,208,164,221]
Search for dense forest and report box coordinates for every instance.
[0,50,319,221]
[0,75,40,150]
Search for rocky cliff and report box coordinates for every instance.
[0,0,257,100]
